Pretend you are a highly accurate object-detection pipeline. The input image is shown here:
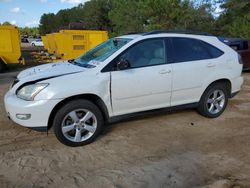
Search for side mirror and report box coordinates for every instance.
[117,60,131,70]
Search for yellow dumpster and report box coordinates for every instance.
[46,33,57,54]
[53,32,65,58]
[41,36,49,51]
[54,30,108,60]
[0,25,22,72]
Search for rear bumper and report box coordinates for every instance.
[231,76,244,94]
[230,91,240,98]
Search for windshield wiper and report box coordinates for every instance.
[68,59,75,63]
[79,64,96,68]
[68,59,95,68]
[68,59,80,66]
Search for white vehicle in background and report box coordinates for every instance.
[4,31,243,147]
[31,39,43,47]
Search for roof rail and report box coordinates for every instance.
[125,32,145,35]
[143,30,213,36]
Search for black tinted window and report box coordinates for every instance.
[118,39,166,68]
[172,38,222,63]
[200,41,224,58]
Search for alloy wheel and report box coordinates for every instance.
[206,89,225,114]
[61,109,97,142]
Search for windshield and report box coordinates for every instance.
[73,38,132,68]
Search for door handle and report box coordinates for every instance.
[207,63,216,68]
[159,69,171,74]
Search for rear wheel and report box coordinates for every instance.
[197,83,229,118]
[53,99,104,147]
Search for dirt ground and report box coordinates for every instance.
[0,70,249,188]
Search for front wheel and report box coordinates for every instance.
[197,83,229,118]
[53,99,104,147]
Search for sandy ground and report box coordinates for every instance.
[0,71,249,188]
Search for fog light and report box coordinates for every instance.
[16,114,31,120]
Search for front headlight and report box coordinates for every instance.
[17,83,49,101]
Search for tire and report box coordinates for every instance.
[0,59,6,73]
[197,83,229,118]
[53,99,104,147]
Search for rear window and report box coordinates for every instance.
[171,37,223,63]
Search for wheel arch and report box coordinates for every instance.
[47,94,110,130]
[201,78,232,101]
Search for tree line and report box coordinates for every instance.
[38,0,250,39]
[2,0,249,39]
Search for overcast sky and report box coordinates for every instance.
[0,0,89,27]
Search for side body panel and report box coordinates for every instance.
[170,37,243,106]
[111,64,172,116]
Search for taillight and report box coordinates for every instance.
[238,54,243,64]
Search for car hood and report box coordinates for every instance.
[17,62,85,81]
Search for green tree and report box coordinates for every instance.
[108,0,145,36]
[39,13,57,35]
[83,0,113,30]
[19,27,39,36]
[216,0,250,38]
[2,21,12,25]
[141,0,214,33]
[38,1,113,34]
[37,0,249,39]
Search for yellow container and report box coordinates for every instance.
[54,30,108,60]
[41,36,49,51]
[53,32,65,58]
[0,25,22,65]
[46,33,57,54]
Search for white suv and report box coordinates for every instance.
[4,31,243,146]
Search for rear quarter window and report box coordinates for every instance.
[200,40,224,58]
[171,37,224,63]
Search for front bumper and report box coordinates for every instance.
[4,91,61,128]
